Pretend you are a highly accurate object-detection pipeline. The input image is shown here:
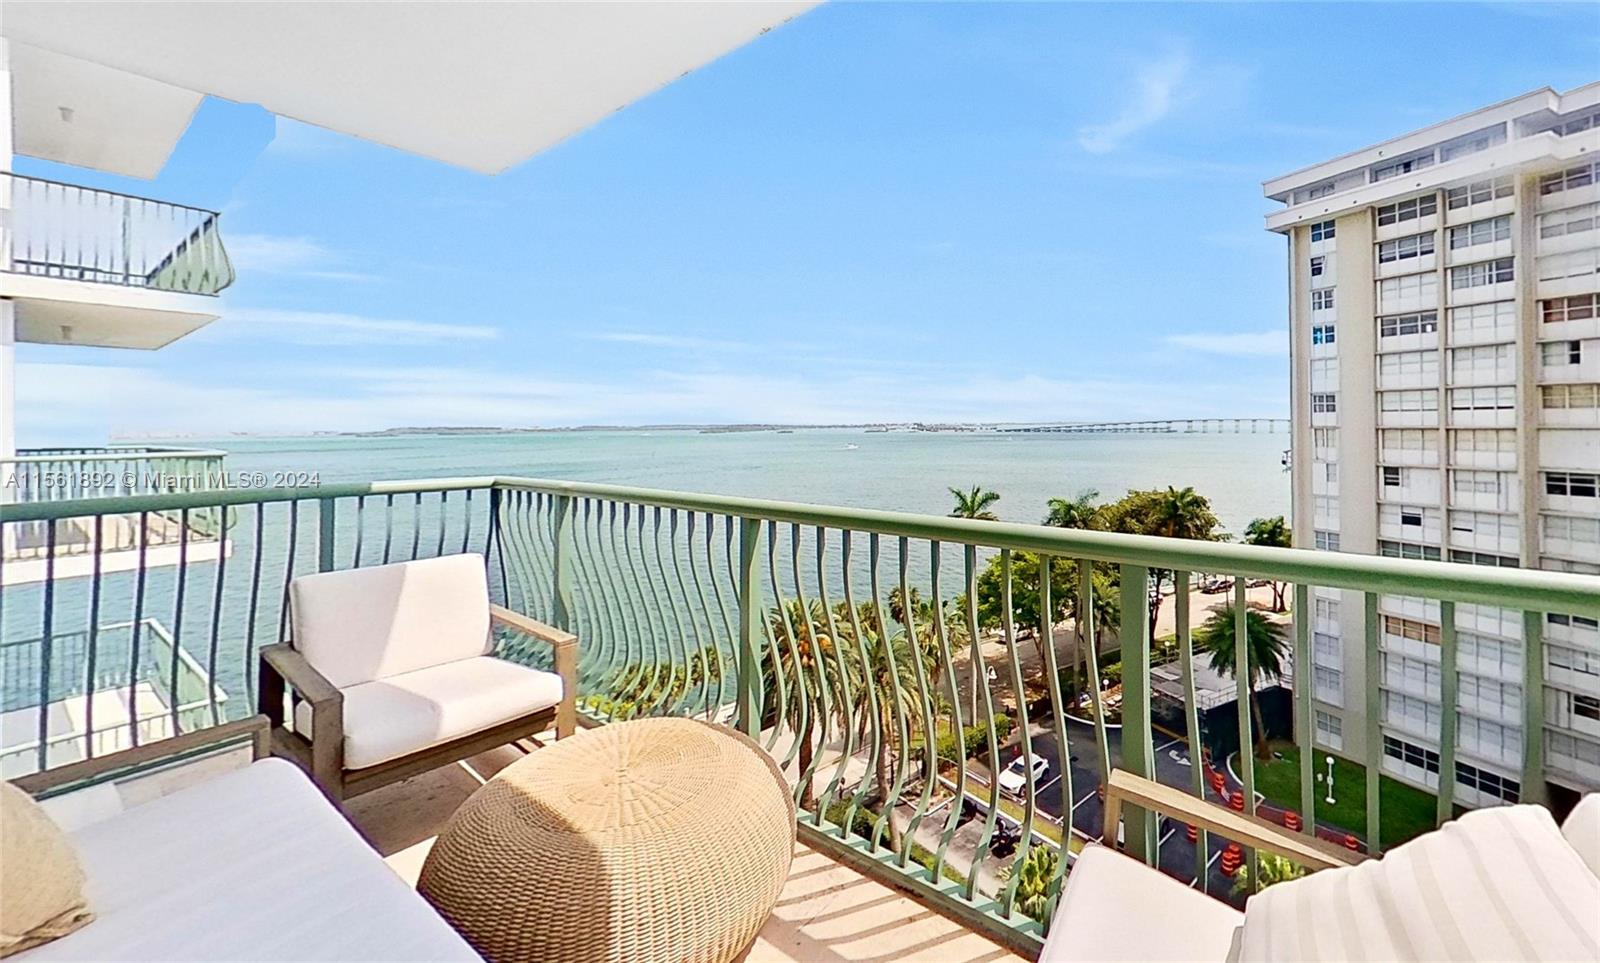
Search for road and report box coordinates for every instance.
[994,718,1241,903]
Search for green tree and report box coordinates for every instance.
[1100,487,1223,639]
[1043,489,1101,530]
[762,599,856,810]
[1243,516,1292,612]
[999,844,1060,924]
[949,485,1001,521]
[1194,605,1290,760]
[1231,853,1307,896]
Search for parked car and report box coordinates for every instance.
[997,754,1049,796]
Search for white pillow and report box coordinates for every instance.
[1235,803,1600,962]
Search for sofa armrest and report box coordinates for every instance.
[258,643,345,792]
[1103,768,1360,871]
[12,715,271,800]
[490,604,577,738]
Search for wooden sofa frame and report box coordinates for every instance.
[1103,768,1363,870]
[257,604,576,801]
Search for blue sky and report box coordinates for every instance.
[15,1,1600,441]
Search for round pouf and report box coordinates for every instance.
[418,718,795,963]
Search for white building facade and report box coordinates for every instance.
[1266,84,1600,809]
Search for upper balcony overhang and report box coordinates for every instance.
[0,172,233,348]
[2,1,820,178]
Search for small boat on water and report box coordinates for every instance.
[843,443,860,450]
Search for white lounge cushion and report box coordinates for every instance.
[295,656,564,770]
[1562,793,1600,879]
[1236,803,1600,962]
[290,554,492,688]
[1039,844,1242,962]
[16,759,480,962]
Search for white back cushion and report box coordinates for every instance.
[1236,803,1600,962]
[1563,793,1600,879]
[290,554,492,688]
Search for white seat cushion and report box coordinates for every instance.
[17,759,480,962]
[290,554,492,688]
[295,656,564,770]
[1562,793,1600,879]
[1039,844,1242,962]
[1235,803,1600,962]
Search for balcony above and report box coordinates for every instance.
[0,173,234,349]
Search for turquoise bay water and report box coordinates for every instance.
[212,428,1289,535]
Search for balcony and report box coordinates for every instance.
[3,477,1599,958]
[0,174,234,349]
[1,446,230,583]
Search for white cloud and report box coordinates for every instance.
[1164,330,1286,357]
[226,233,378,283]
[1077,48,1192,155]
[216,307,499,345]
[583,331,750,352]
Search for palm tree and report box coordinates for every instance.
[949,485,1001,521]
[1043,489,1100,530]
[1124,486,1223,639]
[1194,605,1290,760]
[762,599,855,810]
[1243,516,1291,612]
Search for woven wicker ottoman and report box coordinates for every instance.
[418,717,795,963]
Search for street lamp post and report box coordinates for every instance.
[1324,754,1337,805]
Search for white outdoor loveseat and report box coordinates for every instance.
[9,718,482,962]
[1041,769,1600,962]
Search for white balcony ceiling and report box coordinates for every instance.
[2,0,816,178]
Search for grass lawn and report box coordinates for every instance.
[1247,744,1439,849]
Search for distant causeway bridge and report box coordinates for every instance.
[997,418,1289,435]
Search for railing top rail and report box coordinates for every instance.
[1,171,223,218]
[0,473,1594,616]
[6,447,230,463]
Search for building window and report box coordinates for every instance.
[1457,716,1522,765]
[1378,232,1436,264]
[1380,389,1439,413]
[1310,255,1326,277]
[1550,643,1600,678]
[1451,511,1519,541]
[1549,732,1600,769]
[1450,301,1514,340]
[1312,427,1339,450]
[1539,249,1600,283]
[1314,597,1340,622]
[1383,734,1441,773]
[1540,202,1598,241]
[1378,311,1438,338]
[1450,258,1514,290]
[1541,384,1600,410]
[1547,471,1600,498]
[1314,665,1343,703]
[1312,288,1335,311]
[1541,341,1583,366]
[1314,530,1341,552]
[1543,294,1600,324]
[1378,273,1438,305]
[1449,386,1515,411]
[1311,393,1337,414]
[1380,540,1442,561]
[1448,215,1511,250]
[1451,549,1521,568]
[1315,711,1343,749]
[1383,466,1403,487]
[1382,615,1441,645]
[1456,762,1519,803]
[1543,514,1600,547]
[1310,220,1336,242]
[1539,160,1600,197]
[1451,428,1515,455]
[1312,323,1337,345]
[1378,350,1439,380]
[1576,695,1600,723]
[1376,194,1437,226]
[1445,177,1512,210]
[1372,152,1435,183]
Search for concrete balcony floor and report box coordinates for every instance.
[353,742,1028,963]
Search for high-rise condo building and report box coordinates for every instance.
[1266,83,1600,811]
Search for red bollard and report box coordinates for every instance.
[1229,790,1246,812]
[1285,810,1303,831]
[1186,823,1198,842]
[1220,842,1242,877]
[1344,834,1361,852]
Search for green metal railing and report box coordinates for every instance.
[2,476,1597,953]
[1,173,235,295]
